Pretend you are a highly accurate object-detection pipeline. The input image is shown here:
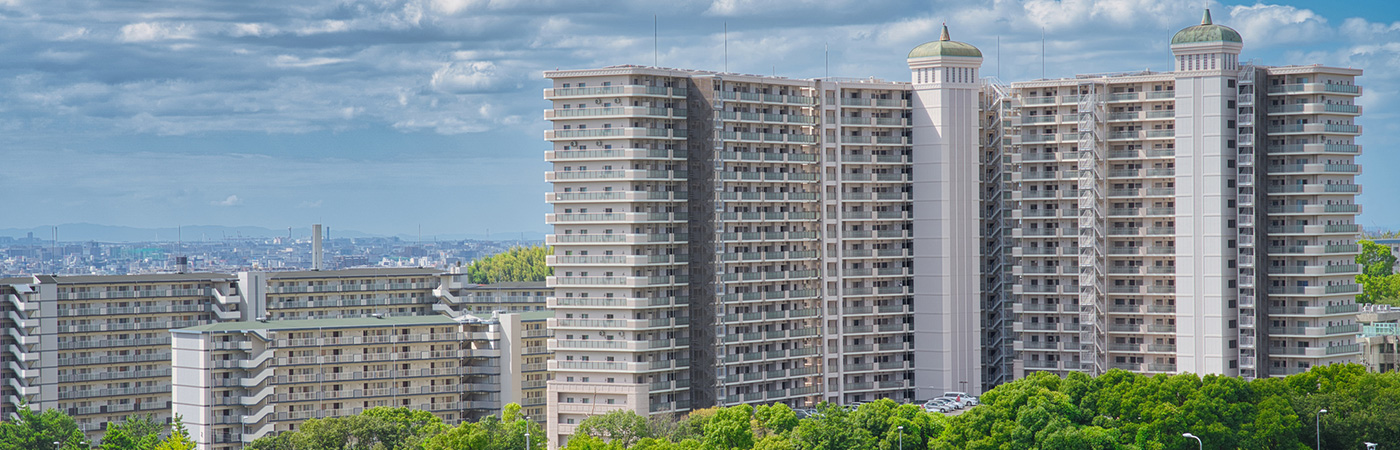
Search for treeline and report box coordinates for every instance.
[12,365,1398,450]
[467,245,551,284]
[246,405,543,450]
[0,409,194,450]
[1356,239,1400,305]
[562,365,1398,450]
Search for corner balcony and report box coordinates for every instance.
[546,275,688,288]
[1266,103,1361,116]
[1266,83,1361,96]
[1266,143,1361,155]
[1266,303,1360,317]
[545,169,687,183]
[1264,184,1361,196]
[1265,284,1360,297]
[545,211,688,224]
[1263,224,1361,236]
[545,148,685,161]
[1267,324,1361,338]
[1264,204,1361,216]
[546,232,688,245]
[1265,263,1361,277]
[1265,163,1361,176]
[544,106,686,120]
[1268,343,1363,358]
[544,127,686,141]
[1266,123,1361,136]
[544,85,686,100]
[1264,244,1359,256]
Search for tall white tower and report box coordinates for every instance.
[907,25,984,396]
[1170,9,1243,375]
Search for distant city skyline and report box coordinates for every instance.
[1,0,1397,234]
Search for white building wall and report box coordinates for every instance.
[1172,42,1242,376]
[909,56,984,397]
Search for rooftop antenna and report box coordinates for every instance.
[824,43,829,79]
[997,36,1001,79]
[1041,27,1046,79]
[51,226,57,275]
[723,22,728,73]
[654,14,659,67]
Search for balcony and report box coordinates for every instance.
[544,85,685,99]
[544,106,686,120]
[1266,164,1360,175]
[1266,83,1361,96]
[1266,103,1361,115]
[1266,123,1361,135]
[545,148,685,161]
[546,232,687,245]
[1266,143,1361,155]
[545,127,685,141]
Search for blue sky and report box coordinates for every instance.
[1,0,1397,237]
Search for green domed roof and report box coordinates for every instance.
[1172,9,1242,45]
[908,24,982,59]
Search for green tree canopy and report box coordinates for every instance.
[467,245,552,284]
[1356,240,1400,304]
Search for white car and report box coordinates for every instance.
[934,396,965,409]
[925,398,957,412]
[943,392,978,406]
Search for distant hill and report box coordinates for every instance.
[0,223,546,243]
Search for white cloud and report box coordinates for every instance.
[119,22,194,42]
[430,60,503,93]
[230,23,273,37]
[271,55,351,68]
[212,195,243,207]
[1228,3,1330,47]
[295,20,349,35]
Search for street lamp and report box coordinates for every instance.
[1182,433,1202,450]
[524,415,532,450]
[897,426,903,450]
[1317,409,1328,450]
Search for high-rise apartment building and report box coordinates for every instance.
[542,11,1364,445]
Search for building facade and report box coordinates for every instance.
[171,315,503,450]
[542,10,1365,446]
[1,270,553,444]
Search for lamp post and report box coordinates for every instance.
[1182,433,1202,450]
[898,426,903,450]
[524,415,531,450]
[1317,409,1328,450]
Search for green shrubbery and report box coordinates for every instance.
[467,245,551,284]
[11,365,1399,450]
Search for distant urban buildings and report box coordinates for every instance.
[541,9,1364,447]
[0,268,552,449]
[0,232,537,278]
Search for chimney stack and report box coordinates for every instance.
[312,224,323,271]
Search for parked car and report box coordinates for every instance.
[943,392,978,407]
[934,396,965,409]
[924,399,955,413]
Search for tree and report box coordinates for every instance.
[99,415,165,450]
[577,410,656,447]
[0,406,87,450]
[467,245,552,284]
[703,404,754,450]
[153,416,196,450]
[1357,240,1396,277]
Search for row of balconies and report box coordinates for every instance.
[721,110,819,125]
[721,327,822,344]
[545,169,686,182]
[548,275,689,288]
[1264,184,1360,196]
[1266,103,1361,116]
[544,85,685,99]
[548,254,687,267]
[716,130,817,144]
[549,296,688,309]
[1265,83,1361,95]
[545,127,686,141]
[544,106,685,120]
[838,154,910,164]
[58,303,211,317]
[548,358,690,373]
[718,288,821,303]
[544,148,685,162]
[546,232,687,245]
[273,350,498,366]
[545,212,688,224]
[550,316,689,331]
[1266,163,1360,175]
[549,337,690,352]
[1266,143,1360,155]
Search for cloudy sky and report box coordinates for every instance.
[1,0,1397,237]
